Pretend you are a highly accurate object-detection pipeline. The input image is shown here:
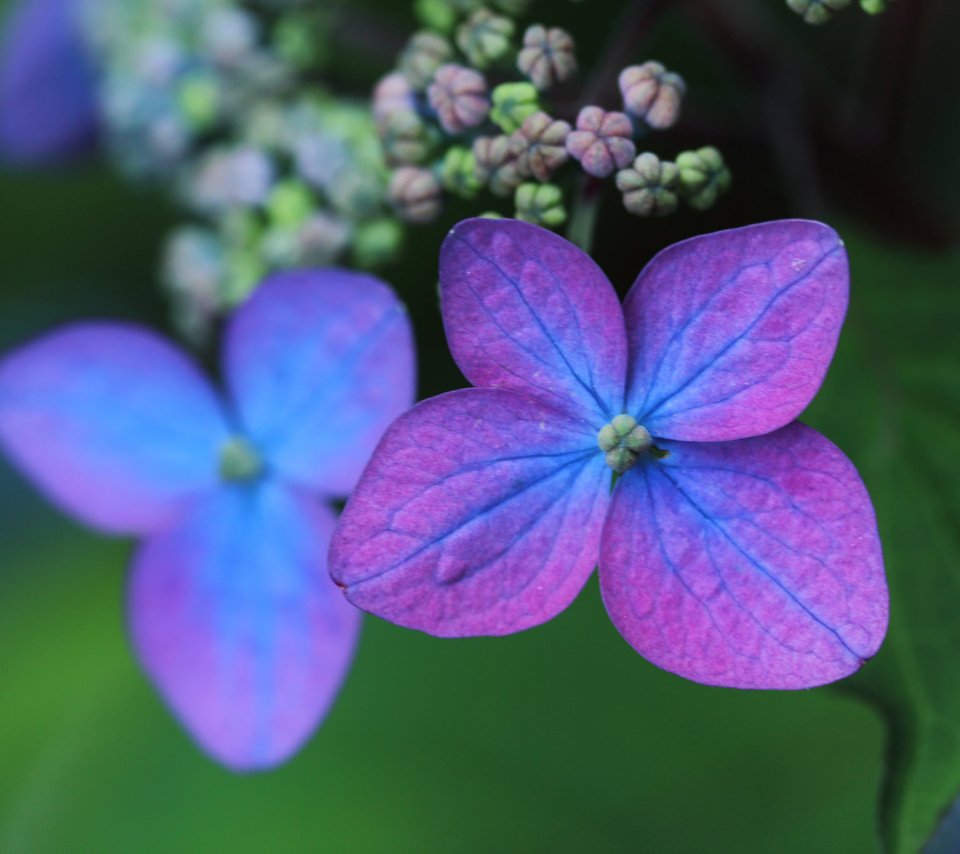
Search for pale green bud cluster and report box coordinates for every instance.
[219,436,264,482]
[374,1,729,233]
[82,0,402,342]
[598,415,653,473]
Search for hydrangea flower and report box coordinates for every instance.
[0,270,415,768]
[330,218,889,690]
[0,0,98,164]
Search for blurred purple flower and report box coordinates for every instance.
[0,0,99,165]
[331,218,889,691]
[0,270,415,769]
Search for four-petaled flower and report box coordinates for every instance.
[0,270,414,768]
[330,218,888,690]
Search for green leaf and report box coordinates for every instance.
[805,229,960,853]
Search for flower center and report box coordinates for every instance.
[597,414,653,473]
[219,435,264,482]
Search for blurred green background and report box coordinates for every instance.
[1,1,958,852]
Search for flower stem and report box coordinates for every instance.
[566,174,602,254]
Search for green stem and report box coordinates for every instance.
[566,174,602,254]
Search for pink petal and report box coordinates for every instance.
[600,421,887,689]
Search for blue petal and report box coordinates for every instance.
[0,0,98,165]
[0,323,230,534]
[223,269,415,496]
[128,481,360,771]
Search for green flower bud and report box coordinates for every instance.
[400,31,453,90]
[786,0,852,24]
[473,134,526,196]
[514,182,566,228]
[352,218,404,268]
[223,247,266,307]
[456,8,515,70]
[597,415,653,473]
[441,146,482,198]
[267,179,315,228]
[272,15,322,69]
[490,82,539,133]
[415,0,458,33]
[675,146,731,211]
[219,436,263,482]
[616,152,680,217]
[860,0,888,12]
[379,110,439,166]
[177,73,219,130]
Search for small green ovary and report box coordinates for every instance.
[219,436,264,482]
[597,414,654,473]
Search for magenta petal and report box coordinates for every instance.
[440,218,627,423]
[0,0,98,165]
[129,482,360,771]
[0,324,230,534]
[224,269,415,496]
[330,388,609,636]
[599,422,887,689]
[625,221,848,441]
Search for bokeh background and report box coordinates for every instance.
[1,1,958,852]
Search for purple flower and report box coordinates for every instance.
[0,0,99,165]
[0,271,415,768]
[330,218,888,690]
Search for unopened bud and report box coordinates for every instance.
[675,146,731,210]
[616,152,679,217]
[514,182,566,228]
[618,61,685,130]
[490,82,540,133]
[566,106,636,178]
[473,134,526,196]
[517,25,576,91]
[511,111,570,181]
[441,146,482,198]
[389,166,443,223]
[379,110,438,166]
[400,31,453,90]
[457,8,515,70]
[428,64,490,133]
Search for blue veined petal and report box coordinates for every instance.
[128,480,360,771]
[439,218,628,423]
[0,323,230,535]
[224,269,415,496]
